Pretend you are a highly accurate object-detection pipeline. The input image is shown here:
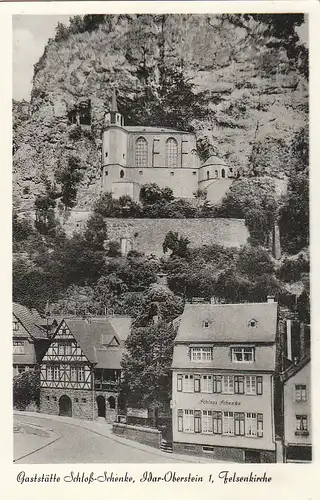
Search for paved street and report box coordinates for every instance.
[14,413,213,464]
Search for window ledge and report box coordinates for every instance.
[295,430,309,437]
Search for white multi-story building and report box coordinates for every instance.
[171,299,278,463]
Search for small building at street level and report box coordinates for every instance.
[40,316,131,422]
[171,298,278,463]
[280,350,311,462]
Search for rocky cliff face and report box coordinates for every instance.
[13,14,308,212]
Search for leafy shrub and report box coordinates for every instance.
[13,371,40,410]
[278,253,310,282]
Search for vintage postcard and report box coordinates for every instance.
[1,1,319,499]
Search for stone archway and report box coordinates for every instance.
[59,395,72,417]
[96,395,106,418]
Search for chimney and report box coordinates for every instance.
[300,322,305,359]
[111,86,118,112]
[267,295,275,303]
[272,223,281,260]
[286,319,292,361]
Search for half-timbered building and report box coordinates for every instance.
[40,316,131,422]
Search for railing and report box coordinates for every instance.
[94,381,118,392]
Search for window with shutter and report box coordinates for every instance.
[177,374,183,392]
[177,409,183,431]
[257,376,263,395]
[257,413,263,437]
[202,375,213,393]
[234,375,244,394]
[194,374,201,392]
[213,411,222,434]
[184,374,194,392]
[184,410,194,432]
[194,410,202,433]
[213,375,222,393]
[234,412,245,436]
[202,410,213,433]
[245,412,257,437]
[223,412,234,435]
[222,375,234,394]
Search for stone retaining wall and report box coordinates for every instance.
[60,213,249,255]
[112,422,162,449]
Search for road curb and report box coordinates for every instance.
[13,420,61,463]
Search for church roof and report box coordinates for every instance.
[201,155,228,167]
[124,126,190,134]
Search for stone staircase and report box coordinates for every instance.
[160,439,173,453]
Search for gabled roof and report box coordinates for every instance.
[201,155,228,168]
[174,302,278,344]
[13,302,47,340]
[281,351,310,383]
[55,317,130,369]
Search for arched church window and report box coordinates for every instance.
[207,171,210,180]
[215,170,219,178]
[135,137,148,167]
[221,168,226,178]
[165,137,178,168]
[120,170,124,179]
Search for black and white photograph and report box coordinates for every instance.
[11,8,310,468]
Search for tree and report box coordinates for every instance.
[135,283,184,327]
[236,245,274,278]
[140,183,174,205]
[279,172,309,254]
[13,371,40,410]
[55,155,84,209]
[84,213,107,250]
[162,231,190,258]
[245,208,270,246]
[215,268,252,303]
[34,193,57,237]
[120,321,177,411]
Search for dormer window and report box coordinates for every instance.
[231,346,254,363]
[248,319,257,328]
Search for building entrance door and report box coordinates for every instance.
[96,395,106,418]
[59,395,72,417]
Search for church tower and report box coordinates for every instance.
[102,88,128,192]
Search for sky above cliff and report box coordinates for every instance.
[13,15,70,101]
[12,14,308,102]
